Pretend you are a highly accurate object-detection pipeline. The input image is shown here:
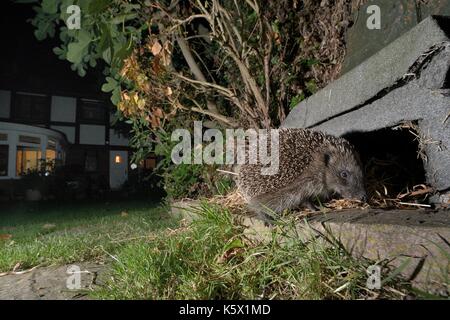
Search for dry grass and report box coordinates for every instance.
[209,190,371,219]
[209,182,437,218]
[392,121,443,164]
[209,190,249,216]
[369,184,435,209]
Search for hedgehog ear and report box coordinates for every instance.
[324,153,331,167]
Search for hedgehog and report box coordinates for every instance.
[237,128,367,223]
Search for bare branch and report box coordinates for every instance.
[190,107,238,128]
[176,34,221,115]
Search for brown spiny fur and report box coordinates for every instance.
[237,128,366,222]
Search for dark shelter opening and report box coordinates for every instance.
[343,125,427,203]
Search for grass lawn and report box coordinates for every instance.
[0,200,431,299]
[92,203,418,300]
[0,200,178,273]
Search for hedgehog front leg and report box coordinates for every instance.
[249,191,301,225]
[248,197,278,225]
[304,200,318,211]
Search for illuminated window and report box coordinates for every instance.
[144,157,156,169]
[48,139,56,149]
[140,156,156,170]
[45,149,56,172]
[16,147,42,176]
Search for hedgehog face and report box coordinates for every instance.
[323,147,367,202]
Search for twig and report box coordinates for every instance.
[443,112,450,125]
[216,169,238,176]
[397,202,432,208]
[0,265,40,277]
[398,187,434,199]
[191,107,238,127]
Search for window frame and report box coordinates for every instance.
[16,146,43,176]
[0,145,8,177]
[12,92,51,124]
[78,98,107,125]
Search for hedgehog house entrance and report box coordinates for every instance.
[343,126,427,202]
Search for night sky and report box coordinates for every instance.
[0,0,107,99]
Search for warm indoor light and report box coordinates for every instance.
[115,155,122,163]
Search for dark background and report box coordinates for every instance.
[0,0,106,98]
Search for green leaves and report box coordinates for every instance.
[52,46,66,60]
[30,4,58,41]
[41,0,59,14]
[102,77,118,92]
[305,79,318,94]
[102,77,121,105]
[289,93,305,110]
[223,238,244,252]
[28,0,144,103]
[111,13,138,25]
[88,0,111,15]
[66,30,92,64]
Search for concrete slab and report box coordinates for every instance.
[343,0,450,73]
[302,209,450,295]
[283,16,450,129]
[0,262,108,300]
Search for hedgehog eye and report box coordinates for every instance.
[340,170,349,179]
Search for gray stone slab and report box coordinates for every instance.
[0,262,108,300]
[282,15,450,129]
[303,208,450,295]
[343,0,450,73]
[417,45,450,89]
[309,85,448,136]
[243,208,450,295]
[343,0,419,73]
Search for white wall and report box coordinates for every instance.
[109,129,129,146]
[0,90,11,119]
[50,125,76,144]
[51,96,77,123]
[79,124,105,145]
